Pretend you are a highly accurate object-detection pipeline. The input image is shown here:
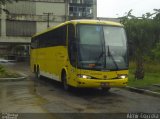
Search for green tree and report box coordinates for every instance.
[0,0,18,5]
[152,43,160,62]
[120,10,160,79]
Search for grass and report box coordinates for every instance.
[0,65,20,78]
[128,61,160,89]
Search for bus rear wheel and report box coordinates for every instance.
[35,66,41,79]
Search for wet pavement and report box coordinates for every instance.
[0,62,160,118]
[0,81,46,113]
[36,78,160,113]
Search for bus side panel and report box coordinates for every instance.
[33,46,67,81]
[54,46,68,80]
[48,46,67,81]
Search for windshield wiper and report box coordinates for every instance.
[107,46,119,70]
[95,51,105,65]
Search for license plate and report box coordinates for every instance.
[101,82,109,87]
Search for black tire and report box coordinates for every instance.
[34,65,36,73]
[35,66,41,79]
[62,71,70,91]
[101,87,111,92]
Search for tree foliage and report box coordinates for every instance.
[152,43,160,62]
[120,9,160,79]
[0,0,18,5]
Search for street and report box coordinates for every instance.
[0,62,160,118]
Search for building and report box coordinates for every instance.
[0,0,97,61]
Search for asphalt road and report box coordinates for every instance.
[0,62,160,119]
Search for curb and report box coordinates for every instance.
[0,77,27,82]
[0,73,28,82]
[125,86,160,98]
[0,62,29,82]
[153,84,160,87]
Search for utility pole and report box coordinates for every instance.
[43,12,53,28]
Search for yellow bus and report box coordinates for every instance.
[30,20,128,91]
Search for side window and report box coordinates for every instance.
[68,24,76,66]
[45,32,51,47]
[39,34,45,48]
[49,25,67,46]
[31,37,39,49]
[31,38,35,49]
[31,25,67,49]
[56,26,67,46]
[61,25,67,46]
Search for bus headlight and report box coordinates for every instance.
[118,74,128,79]
[77,74,92,79]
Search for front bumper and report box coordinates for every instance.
[75,78,128,88]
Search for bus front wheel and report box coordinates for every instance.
[101,87,110,92]
[62,71,70,91]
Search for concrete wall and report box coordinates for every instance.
[6,1,36,14]
[6,20,36,36]
[93,0,97,19]
[36,21,61,33]
[35,2,66,32]
[0,36,31,43]
[36,2,66,16]
[0,5,6,37]
[5,1,36,37]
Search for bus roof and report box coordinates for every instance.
[32,19,123,38]
[70,19,122,26]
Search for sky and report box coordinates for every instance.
[97,0,160,18]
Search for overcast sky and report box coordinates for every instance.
[97,0,160,18]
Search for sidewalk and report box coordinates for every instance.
[125,85,160,98]
[0,59,28,82]
[0,74,27,82]
[0,71,28,82]
[0,58,16,63]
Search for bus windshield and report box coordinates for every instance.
[77,24,128,71]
